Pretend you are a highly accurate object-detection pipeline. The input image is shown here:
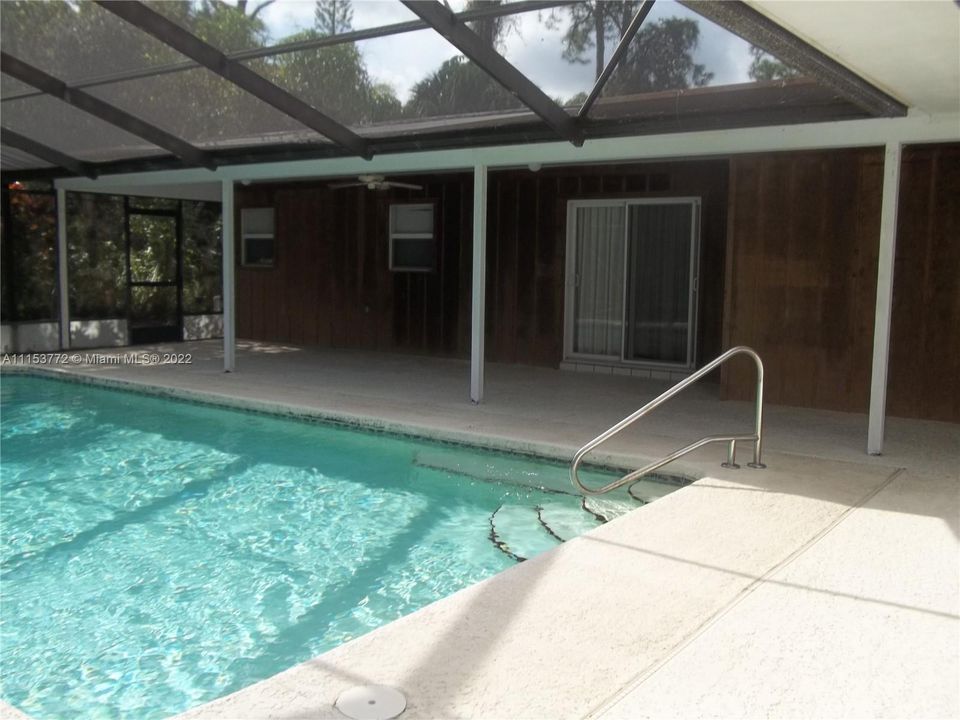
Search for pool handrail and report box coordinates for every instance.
[570,346,765,496]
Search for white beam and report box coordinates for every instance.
[221,180,236,372]
[54,112,960,193]
[471,164,488,403]
[55,188,70,349]
[867,142,902,455]
[49,181,222,202]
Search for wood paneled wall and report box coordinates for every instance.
[887,144,960,422]
[485,161,729,366]
[236,176,473,356]
[236,160,729,368]
[721,148,884,412]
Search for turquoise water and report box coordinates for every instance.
[0,375,676,719]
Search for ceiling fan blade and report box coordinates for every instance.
[328,181,365,189]
[385,181,423,190]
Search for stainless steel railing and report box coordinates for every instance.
[571,346,765,497]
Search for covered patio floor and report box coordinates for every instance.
[28,338,959,477]
[7,339,958,719]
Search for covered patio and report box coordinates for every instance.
[1,1,958,717]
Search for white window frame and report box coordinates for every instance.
[240,207,275,268]
[389,203,435,273]
[563,197,702,371]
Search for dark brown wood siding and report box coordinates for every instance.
[485,161,729,367]
[721,148,884,412]
[236,160,729,368]
[887,143,960,422]
[236,175,473,356]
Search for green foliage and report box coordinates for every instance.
[182,201,222,315]
[748,46,801,82]
[405,57,522,118]
[5,191,57,322]
[405,0,525,118]
[258,33,400,126]
[66,193,126,319]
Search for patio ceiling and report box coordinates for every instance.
[0,0,916,181]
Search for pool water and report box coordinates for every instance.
[0,375,681,719]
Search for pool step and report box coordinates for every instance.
[413,450,575,495]
[489,505,561,561]
[535,501,603,541]
[582,496,638,523]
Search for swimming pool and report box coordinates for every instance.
[0,374,684,719]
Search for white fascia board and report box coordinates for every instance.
[52,179,222,201]
[54,111,960,193]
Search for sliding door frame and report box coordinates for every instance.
[564,197,701,371]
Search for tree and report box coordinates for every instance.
[236,0,276,20]
[465,0,518,49]
[403,0,521,118]
[315,0,353,37]
[748,46,801,82]
[5,190,58,322]
[405,56,521,117]
[548,1,642,80]
[263,34,400,125]
[605,18,713,95]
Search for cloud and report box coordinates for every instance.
[252,0,757,105]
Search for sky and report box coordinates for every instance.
[253,0,757,103]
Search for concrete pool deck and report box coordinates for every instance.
[4,340,958,719]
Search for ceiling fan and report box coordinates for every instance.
[328,174,423,191]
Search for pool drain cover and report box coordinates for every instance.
[335,685,406,720]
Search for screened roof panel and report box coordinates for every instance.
[495,8,599,107]
[1,96,166,163]
[150,0,271,54]
[1,146,53,171]
[84,67,328,148]
[246,27,525,129]
[1,75,35,101]
[238,0,419,47]
[149,0,534,56]
[0,1,189,87]
[0,0,883,177]
[594,0,803,112]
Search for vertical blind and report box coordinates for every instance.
[572,205,625,356]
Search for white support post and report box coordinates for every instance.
[470,163,488,403]
[867,142,902,455]
[56,188,70,350]
[221,180,236,372]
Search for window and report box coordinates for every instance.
[241,207,275,267]
[389,203,435,272]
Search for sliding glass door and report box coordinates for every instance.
[566,198,700,369]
